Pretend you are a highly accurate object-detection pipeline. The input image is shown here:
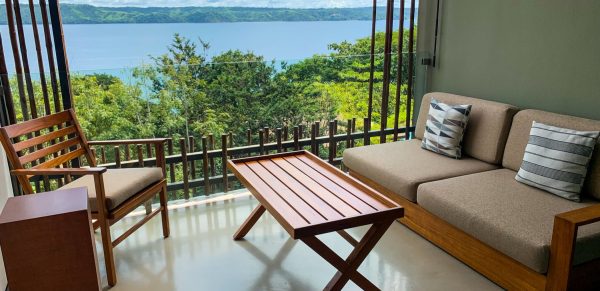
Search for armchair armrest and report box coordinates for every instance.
[546,204,600,290]
[12,167,107,176]
[12,167,112,215]
[88,138,170,146]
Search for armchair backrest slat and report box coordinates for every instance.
[19,136,82,165]
[0,109,96,194]
[32,148,87,170]
[13,126,77,152]
[3,110,72,138]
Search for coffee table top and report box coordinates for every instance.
[228,151,404,239]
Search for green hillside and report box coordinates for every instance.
[0,4,401,24]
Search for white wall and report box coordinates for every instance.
[0,147,13,288]
[417,0,600,120]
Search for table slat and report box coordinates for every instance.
[244,161,327,224]
[234,163,310,229]
[259,159,353,219]
[268,158,363,217]
[289,156,391,211]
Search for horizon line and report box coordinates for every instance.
[57,5,418,9]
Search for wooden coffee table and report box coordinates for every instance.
[228,151,404,291]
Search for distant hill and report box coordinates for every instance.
[0,4,408,24]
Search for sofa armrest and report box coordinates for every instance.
[546,204,600,291]
[555,204,600,226]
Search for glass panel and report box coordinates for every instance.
[0,0,425,200]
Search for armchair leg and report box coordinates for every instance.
[99,216,117,287]
[93,173,117,287]
[159,184,170,238]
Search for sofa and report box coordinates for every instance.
[343,92,600,290]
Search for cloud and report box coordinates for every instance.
[61,0,415,8]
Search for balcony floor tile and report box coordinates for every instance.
[98,192,501,291]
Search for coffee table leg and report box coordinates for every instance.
[301,219,395,291]
[233,204,266,240]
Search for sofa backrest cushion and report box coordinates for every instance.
[503,110,600,200]
[415,92,519,164]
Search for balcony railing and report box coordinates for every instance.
[83,120,415,202]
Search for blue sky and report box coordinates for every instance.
[61,0,417,8]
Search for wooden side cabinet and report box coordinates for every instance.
[0,187,101,291]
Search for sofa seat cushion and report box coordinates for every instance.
[59,168,164,212]
[417,169,600,273]
[343,139,498,202]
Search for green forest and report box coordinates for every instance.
[12,30,414,148]
[0,5,402,24]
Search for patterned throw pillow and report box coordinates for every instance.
[421,98,472,159]
[515,122,600,202]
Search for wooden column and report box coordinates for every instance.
[259,129,265,155]
[363,117,371,146]
[114,146,121,168]
[380,0,395,144]
[202,136,210,195]
[276,128,283,153]
[394,0,406,142]
[180,138,189,200]
[47,0,73,110]
[405,0,416,137]
[328,121,335,163]
[221,134,228,192]
[367,0,377,123]
[294,126,300,151]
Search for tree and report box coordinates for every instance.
[132,34,332,145]
[281,29,416,130]
[71,74,150,140]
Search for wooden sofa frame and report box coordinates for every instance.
[348,170,600,291]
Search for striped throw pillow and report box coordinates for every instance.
[515,121,600,202]
[421,98,472,159]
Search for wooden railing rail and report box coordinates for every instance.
[101,122,414,199]
[97,127,408,169]
[29,121,415,201]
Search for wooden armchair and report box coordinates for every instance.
[0,109,170,287]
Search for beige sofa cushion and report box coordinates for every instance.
[417,169,600,273]
[503,110,600,200]
[343,139,497,202]
[59,168,163,212]
[415,92,519,164]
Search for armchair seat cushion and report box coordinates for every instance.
[343,139,498,202]
[59,168,164,212]
[417,169,600,273]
